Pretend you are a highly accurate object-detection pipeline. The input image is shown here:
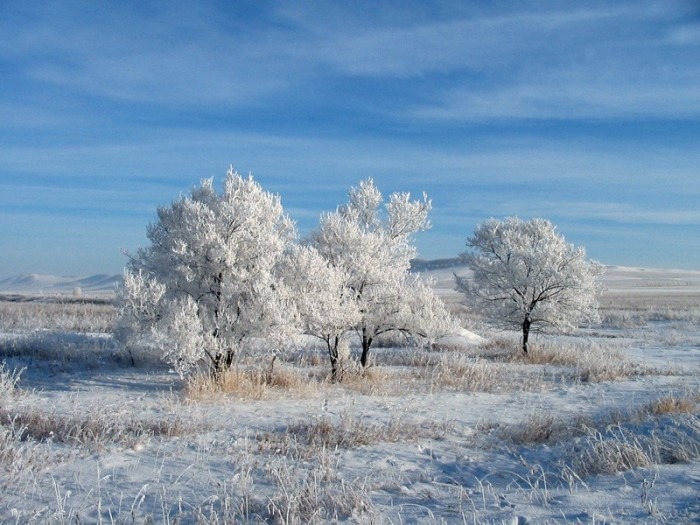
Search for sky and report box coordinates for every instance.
[1,0,699,277]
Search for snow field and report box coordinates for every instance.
[0,266,699,524]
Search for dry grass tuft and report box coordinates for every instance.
[0,404,190,451]
[487,392,700,478]
[370,348,442,368]
[264,456,375,524]
[570,426,656,476]
[334,365,416,396]
[476,336,520,356]
[0,425,52,488]
[186,360,319,401]
[257,413,449,458]
[510,339,646,383]
[431,355,509,392]
[444,336,645,384]
[659,414,700,464]
[427,352,545,393]
[646,392,699,415]
[492,390,700,449]
[487,411,595,445]
[0,362,23,399]
[508,413,558,444]
[341,352,553,396]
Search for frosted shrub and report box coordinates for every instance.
[151,295,209,377]
[0,362,22,399]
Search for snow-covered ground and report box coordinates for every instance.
[1,265,699,524]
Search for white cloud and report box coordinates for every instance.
[1,2,304,107]
[2,1,699,274]
[292,3,655,77]
[409,80,700,121]
[549,202,700,226]
[667,23,700,45]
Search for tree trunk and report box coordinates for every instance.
[360,328,372,368]
[522,316,531,354]
[210,272,227,379]
[265,355,277,385]
[327,336,340,382]
[224,348,235,369]
[211,348,235,381]
[212,353,223,381]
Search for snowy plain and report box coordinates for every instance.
[1,265,699,524]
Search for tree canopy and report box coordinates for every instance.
[116,168,297,377]
[308,179,455,368]
[457,217,603,353]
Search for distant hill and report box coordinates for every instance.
[410,257,463,272]
[2,262,698,300]
[0,273,122,296]
[0,259,452,295]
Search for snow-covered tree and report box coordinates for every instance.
[308,179,455,368]
[456,217,604,354]
[116,168,297,377]
[281,245,359,380]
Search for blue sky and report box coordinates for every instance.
[1,0,699,277]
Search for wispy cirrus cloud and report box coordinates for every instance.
[1,2,305,108]
[409,80,700,121]
[561,204,700,226]
[284,3,663,76]
[294,2,698,122]
[1,1,699,274]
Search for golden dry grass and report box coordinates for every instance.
[645,391,700,416]
[256,412,451,459]
[0,404,189,451]
[185,361,321,401]
[0,298,116,333]
[508,340,648,383]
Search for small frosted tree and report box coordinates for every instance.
[116,168,297,377]
[308,179,455,368]
[457,217,604,354]
[281,245,360,381]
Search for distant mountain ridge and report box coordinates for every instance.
[410,257,463,272]
[3,262,698,298]
[0,259,460,295]
[0,273,122,295]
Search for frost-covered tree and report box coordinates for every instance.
[281,245,359,381]
[116,168,297,377]
[308,179,455,368]
[457,217,604,354]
